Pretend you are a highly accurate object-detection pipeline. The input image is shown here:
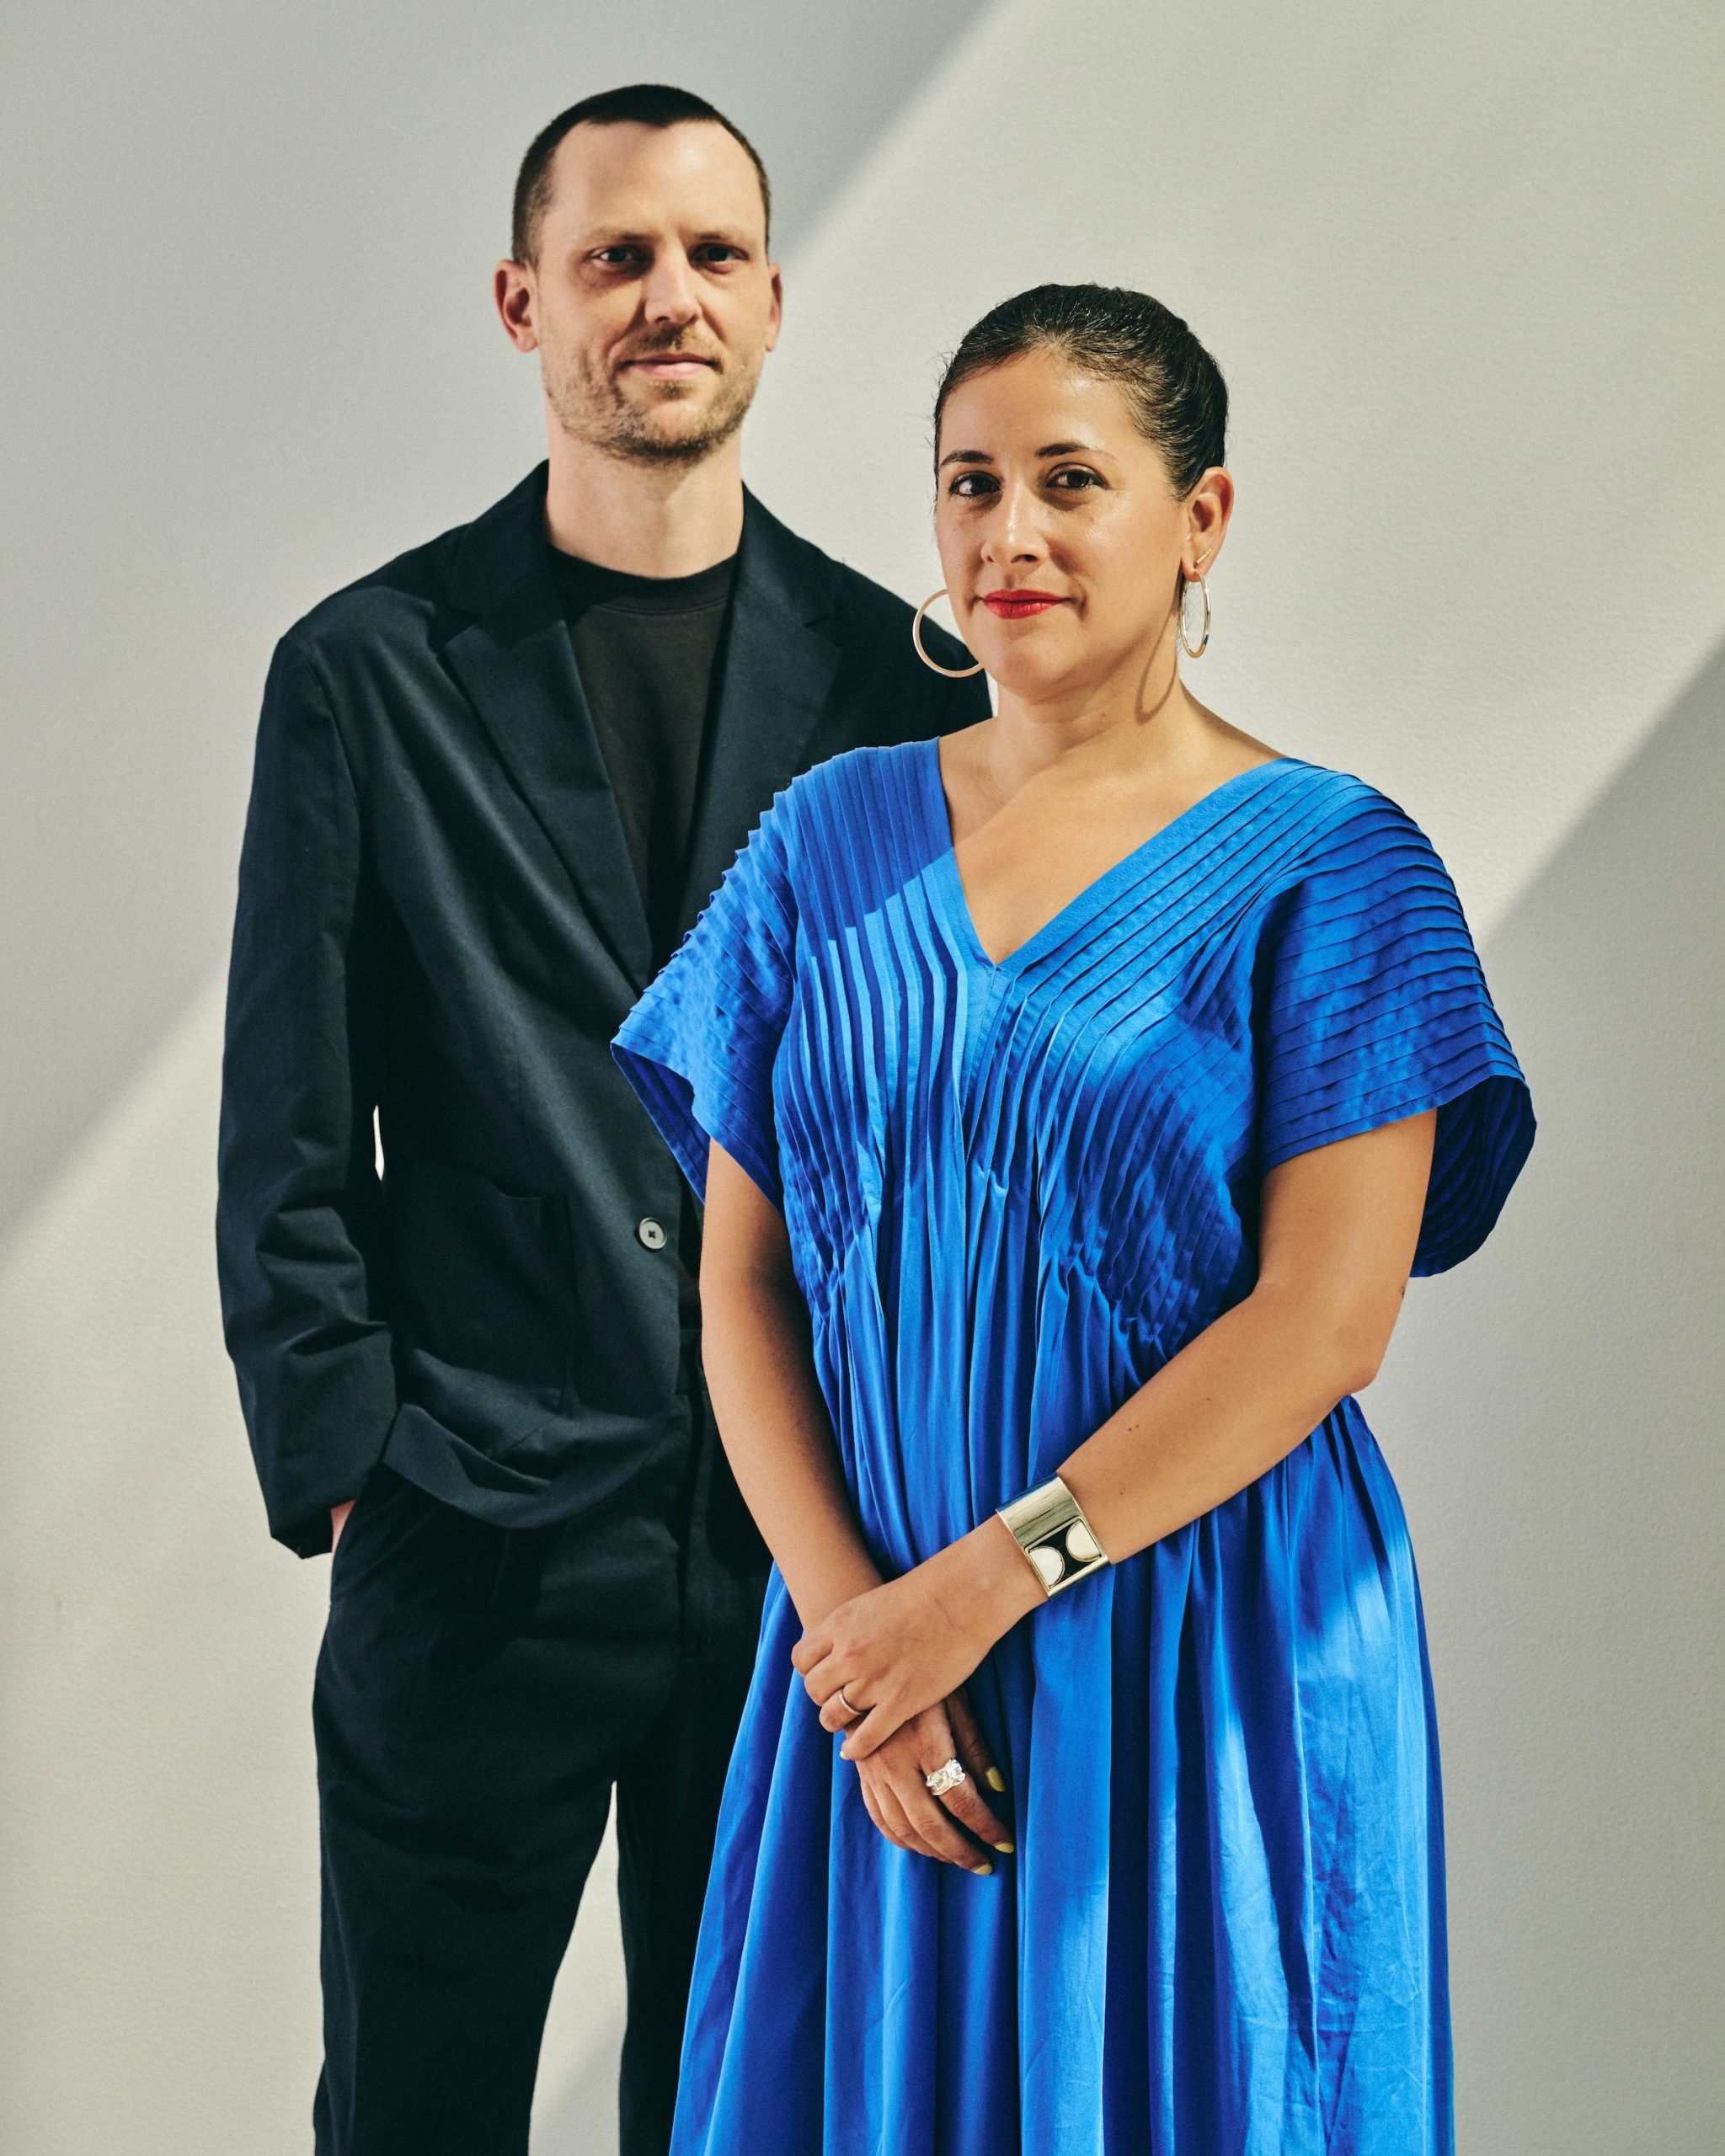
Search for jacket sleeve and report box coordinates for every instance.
[216,636,398,1554]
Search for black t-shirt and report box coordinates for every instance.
[548,546,736,969]
[548,543,739,1349]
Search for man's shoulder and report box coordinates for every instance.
[276,526,464,675]
[275,466,544,677]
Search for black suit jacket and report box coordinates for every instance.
[217,466,988,1555]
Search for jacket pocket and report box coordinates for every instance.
[385,1157,574,1454]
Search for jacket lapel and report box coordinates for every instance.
[442,468,652,990]
[442,469,842,990]
[672,490,841,947]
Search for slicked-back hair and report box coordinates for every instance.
[934,283,1228,498]
[510,83,772,264]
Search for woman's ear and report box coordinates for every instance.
[1183,467,1235,578]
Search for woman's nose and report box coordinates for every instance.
[984,482,1047,564]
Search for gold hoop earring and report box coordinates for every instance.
[911,589,984,678]
[1178,575,1211,660]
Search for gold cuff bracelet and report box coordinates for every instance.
[996,1474,1110,1597]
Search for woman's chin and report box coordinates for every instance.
[985,646,1102,708]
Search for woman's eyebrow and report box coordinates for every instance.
[937,439,1111,470]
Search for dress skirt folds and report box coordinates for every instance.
[611,741,1533,2156]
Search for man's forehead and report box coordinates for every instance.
[546,120,765,239]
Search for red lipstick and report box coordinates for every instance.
[981,588,1066,619]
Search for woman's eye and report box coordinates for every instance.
[948,472,1000,499]
[1048,467,1103,491]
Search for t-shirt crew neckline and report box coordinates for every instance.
[547,546,738,617]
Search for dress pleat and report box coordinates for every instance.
[613,740,1532,2154]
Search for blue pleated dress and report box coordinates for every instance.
[611,739,1533,2156]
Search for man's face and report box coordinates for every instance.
[510,120,782,467]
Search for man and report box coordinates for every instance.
[216,83,985,2156]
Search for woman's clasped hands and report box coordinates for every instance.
[788,1524,1046,1873]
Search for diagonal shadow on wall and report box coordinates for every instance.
[1368,628,1725,2153]
[0,0,996,1251]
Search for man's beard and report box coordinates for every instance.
[543,333,761,467]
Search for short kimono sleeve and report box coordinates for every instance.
[1256,789,1535,1274]
[611,785,800,1213]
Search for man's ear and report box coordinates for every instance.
[493,259,541,354]
[762,264,785,355]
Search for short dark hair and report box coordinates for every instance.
[511,83,772,264]
[934,283,1228,497]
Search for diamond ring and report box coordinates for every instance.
[923,1758,967,1798]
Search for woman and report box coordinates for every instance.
[612,284,1532,2155]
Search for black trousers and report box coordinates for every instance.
[312,1369,766,2155]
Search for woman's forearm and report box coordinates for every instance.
[1052,1277,1377,1564]
[919,1272,1386,1645]
[1051,1118,1430,1566]
[943,1115,1434,1624]
[698,1258,884,1627]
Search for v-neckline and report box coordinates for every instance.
[917,735,1295,977]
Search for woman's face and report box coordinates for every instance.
[932,347,1226,707]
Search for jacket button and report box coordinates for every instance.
[637,1216,666,1251]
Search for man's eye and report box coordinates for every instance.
[697,246,743,264]
[595,248,644,269]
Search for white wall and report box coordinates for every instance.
[3,4,1721,2152]
[1374,643,1725,2154]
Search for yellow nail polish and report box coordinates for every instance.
[975,1863,994,1876]
[993,1841,1015,1854]
[985,1767,1007,1792]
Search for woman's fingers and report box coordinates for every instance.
[793,1641,844,1711]
[837,1695,910,1762]
[846,1704,1013,1874]
[855,1771,908,1854]
[936,1772,1013,1854]
[817,1685,862,1734]
[885,1710,999,1875]
[867,1772,941,1864]
[788,1624,830,1678]
[946,1689,1005,1792]
[893,1766,996,1875]
[943,1691,1013,1849]
[800,1646,857,1716]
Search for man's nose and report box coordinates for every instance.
[641,253,701,327]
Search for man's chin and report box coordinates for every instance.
[609,421,730,467]
[601,392,749,467]
[547,360,757,467]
